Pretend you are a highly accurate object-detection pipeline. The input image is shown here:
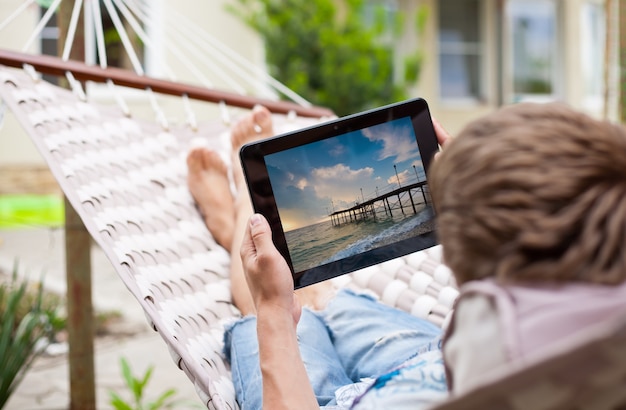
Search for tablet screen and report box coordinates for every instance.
[240,98,439,288]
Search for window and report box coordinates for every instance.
[438,0,483,103]
[506,0,560,102]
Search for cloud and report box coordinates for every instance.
[328,143,347,158]
[387,169,412,186]
[269,164,344,228]
[297,178,308,190]
[312,163,373,181]
[362,122,421,164]
[311,164,374,203]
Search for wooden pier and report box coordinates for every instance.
[329,181,430,226]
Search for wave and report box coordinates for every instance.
[321,207,435,265]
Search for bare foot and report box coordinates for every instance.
[230,105,275,191]
[231,106,335,310]
[230,106,336,312]
[186,147,235,251]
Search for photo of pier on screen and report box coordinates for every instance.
[240,98,439,288]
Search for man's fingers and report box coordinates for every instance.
[432,118,451,148]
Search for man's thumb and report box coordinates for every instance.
[249,214,272,251]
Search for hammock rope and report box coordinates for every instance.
[91,0,108,69]
[167,8,314,106]
[22,0,63,53]
[101,0,143,75]
[60,0,82,61]
[0,0,320,122]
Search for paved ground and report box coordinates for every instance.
[0,227,204,410]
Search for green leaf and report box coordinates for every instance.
[35,0,56,9]
[136,365,154,397]
[119,357,143,404]
[109,357,188,410]
[147,388,177,410]
[404,53,424,84]
[109,391,134,410]
[415,4,430,34]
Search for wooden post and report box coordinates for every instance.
[57,1,97,409]
[64,197,96,410]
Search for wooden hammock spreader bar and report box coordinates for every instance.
[0,48,334,118]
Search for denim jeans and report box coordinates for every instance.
[223,289,442,410]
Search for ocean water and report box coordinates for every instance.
[285,205,435,273]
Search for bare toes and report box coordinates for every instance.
[187,147,206,173]
[201,149,228,176]
[231,105,275,151]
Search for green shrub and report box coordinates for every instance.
[109,357,196,410]
[0,265,59,409]
[230,0,427,116]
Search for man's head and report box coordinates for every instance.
[429,103,626,286]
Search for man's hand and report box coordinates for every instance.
[240,213,302,324]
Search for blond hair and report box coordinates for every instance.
[430,103,626,286]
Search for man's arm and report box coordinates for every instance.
[240,214,318,409]
[256,305,317,409]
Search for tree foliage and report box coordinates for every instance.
[230,0,425,116]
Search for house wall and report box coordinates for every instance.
[0,1,42,167]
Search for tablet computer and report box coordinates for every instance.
[240,98,439,288]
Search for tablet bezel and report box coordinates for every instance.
[240,98,439,288]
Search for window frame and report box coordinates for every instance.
[437,0,488,106]
[503,0,563,104]
[580,0,607,113]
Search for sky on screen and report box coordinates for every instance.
[266,116,426,230]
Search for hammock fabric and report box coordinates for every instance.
[1,64,625,410]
